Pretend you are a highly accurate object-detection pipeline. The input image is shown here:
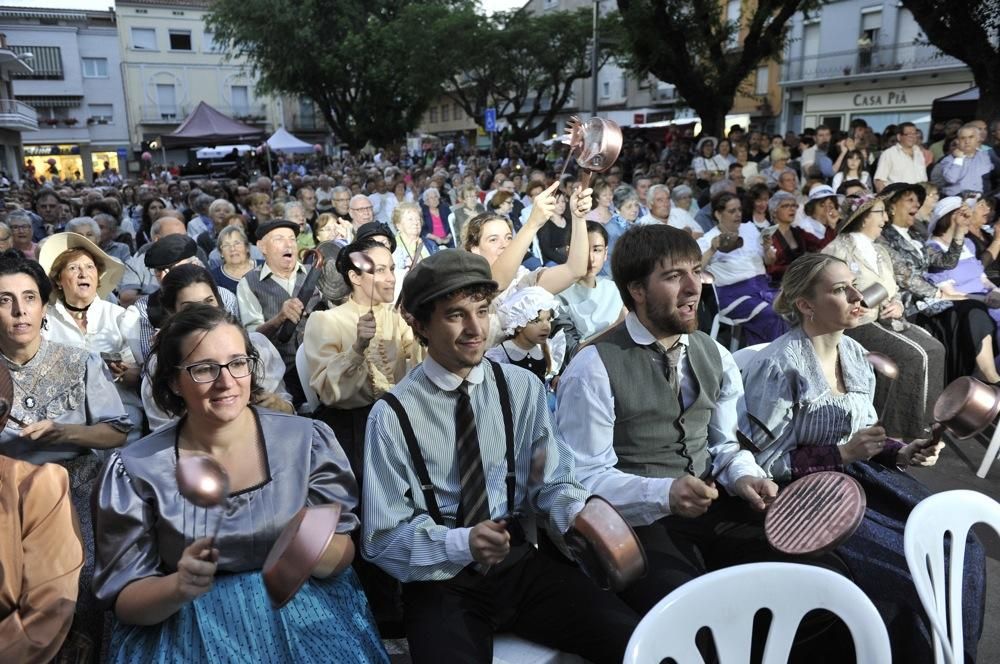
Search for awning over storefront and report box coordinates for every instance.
[931,86,978,125]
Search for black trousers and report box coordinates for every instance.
[621,494,855,663]
[401,547,639,664]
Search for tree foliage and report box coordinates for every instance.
[441,8,614,143]
[206,0,473,149]
[900,0,1000,122]
[614,0,817,137]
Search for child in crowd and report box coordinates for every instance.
[486,286,566,387]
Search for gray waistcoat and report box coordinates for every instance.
[243,267,315,364]
[594,324,723,479]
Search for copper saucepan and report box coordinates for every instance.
[859,283,889,310]
[930,376,1000,442]
[717,232,744,253]
[564,495,647,592]
[557,116,623,190]
[262,503,343,609]
[765,471,867,556]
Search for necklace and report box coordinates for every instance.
[2,343,50,410]
[63,300,90,320]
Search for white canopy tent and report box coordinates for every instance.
[195,144,254,159]
[266,127,314,154]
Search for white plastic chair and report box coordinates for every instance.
[295,344,320,415]
[975,424,1000,478]
[904,490,1000,664]
[493,634,586,664]
[623,563,891,664]
[731,343,770,374]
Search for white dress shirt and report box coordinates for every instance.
[555,313,766,526]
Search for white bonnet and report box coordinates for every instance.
[496,286,560,337]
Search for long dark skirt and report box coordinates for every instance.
[57,453,105,664]
[914,300,996,383]
[840,461,986,664]
[845,321,945,439]
[314,403,403,635]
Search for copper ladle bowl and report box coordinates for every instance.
[932,377,1000,440]
[176,455,230,509]
[717,232,744,253]
[565,496,646,592]
[865,352,899,381]
[262,503,343,609]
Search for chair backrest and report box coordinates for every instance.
[732,343,770,374]
[623,562,891,664]
[295,344,320,414]
[904,490,1000,664]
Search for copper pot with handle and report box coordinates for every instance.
[930,376,1000,442]
[556,116,623,190]
[564,495,647,592]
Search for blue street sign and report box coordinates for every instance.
[484,108,497,133]
[116,148,128,159]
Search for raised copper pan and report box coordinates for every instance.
[558,116,623,190]
[932,376,1000,440]
[262,503,342,609]
[565,495,646,592]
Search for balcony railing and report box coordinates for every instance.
[0,98,37,130]
[139,104,189,123]
[216,103,269,123]
[782,41,965,84]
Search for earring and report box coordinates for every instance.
[808,312,815,323]
[41,316,49,330]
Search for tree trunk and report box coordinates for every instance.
[688,97,729,139]
[976,75,1000,124]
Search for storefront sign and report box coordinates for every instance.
[852,90,907,107]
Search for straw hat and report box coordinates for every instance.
[834,193,881,236]
[37,232,125,302]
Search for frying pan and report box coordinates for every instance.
[262,503,343,609]
[765,471,866,556]
[564,495,646,592]
[928,376,1000,443]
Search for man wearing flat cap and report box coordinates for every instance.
[361,249,639,664]
[236,219,319,405]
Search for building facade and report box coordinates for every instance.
[0,31,35,182]
[0,6,128,182]
[116,0,281,169]
[780,0,972,135]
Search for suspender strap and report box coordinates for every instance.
[487,360,517,516]
[379,362,518,526]
[380,392,444,524]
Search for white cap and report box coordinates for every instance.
[928,196,963,236]
[496,287,560,337]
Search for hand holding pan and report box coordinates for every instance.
[564,495,647,592]
[263,503,343,609]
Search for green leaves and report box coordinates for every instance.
[207,0,475,148]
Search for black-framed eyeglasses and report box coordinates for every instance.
[178,356,257,383]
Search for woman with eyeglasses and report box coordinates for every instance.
[93,304,388,663]
[142,263,292,431]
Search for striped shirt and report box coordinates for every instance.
[361,355,588,583]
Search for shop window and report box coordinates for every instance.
[82,57,108,78]
[131,27,157,50]
[168,30,192,51]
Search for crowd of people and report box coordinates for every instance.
[0,114,996,663]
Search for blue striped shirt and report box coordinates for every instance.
[361,355,588,582]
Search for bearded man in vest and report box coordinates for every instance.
[236,219,319,405]
[556,225,852,624]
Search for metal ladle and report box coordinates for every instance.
[349,251,376,316]
[176,454,230,549]
[865,351,900,425]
